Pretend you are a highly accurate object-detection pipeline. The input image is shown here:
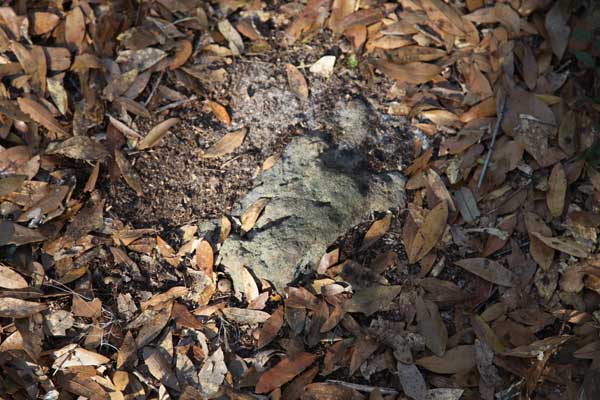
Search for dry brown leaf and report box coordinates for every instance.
[195,240,214,278]
[286,63,309,99]
[465,3,521,32]
[416,295,448,356]
[114,149,143,196]
[426,169,456,213]
[502,335,572,358]
[524,212,555,270]
[531,232,591,259]
[454,258,516,287]
[460,97,496,123]
[222,307,270,325]
[169,39,193,70]
[218,19,245,54]
[546,163,566,218]
[420,109,459,127]
[344,285,402,316]
[201,128,247,158]
[471,315,504,353]
[72,296,102,319]
[349,336,379,375]
[138,117,180,150]
[393,46,447,63]
[255,352,318,394]
[0,297,46,318]
[0,264,28,289]
[17,97,68,138]
[144,347,180,390]
[282,365,319,400]
[257,306,284,349]
[416,345,476,374]
[241,197,270,233]
[482,213,516,257]
[408,201,448,264]
[360,213,392,251]
[397,362,427,400]
[52,344,110,369]
[48,135,108,160]
[371,59,442,85]
[421,0,466,36]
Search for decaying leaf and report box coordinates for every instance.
[416,345,476,374]
[222,307,270,325]
[201,128,247,158]
[531,232,591,258]
[17,97,68,138]
[397,362,427,400]
[197,348,228,396]
[454,258,516,287]
[47,135,108,160]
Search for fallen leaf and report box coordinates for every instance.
[222,307,270,325]
[349,336,379,375]
[482,214,516,257]
[255,352,318,394]
[360,213,392,251]
[17,97,68,138]
[471,315,504,353]
[138,118,180,150]
[286,63,309,99]
[397,362,427,400]
[65,6,86,52]
[241,197,270,233]
[52,344,110,369]
[416,345,476,374]
[47,135,108,160]
[195,240,214,278]
[204,102,231,127]
[197,348,228,396]
[454,258,516,287]
[218,19,245,53]
[302,383,365,400]
[408,201,448,264]
[465,3,521,32]
[169,39,193,70]
[0,297,46,318]
[72,296,102,319]
[371,59,442,85]
[257,306,284,349]
[546,163,566,218]
[545,0,570,59]
[531,232,591,258]
[416,295,448,356]
[0,264,28,289]
[201,128,247,158]
[114,149,143,196]
[31,12,60,35]
[144,347,180,390]
[241,266,259,303]
[282,365,319,400]
[502,335,572,358]
[426,169,456,213]
[524,212,555,271]
[344,285,402,316]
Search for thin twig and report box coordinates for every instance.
[144,70,164,107]
[477,95,507,190]
[326,380,399,395]
[154,95,198,113]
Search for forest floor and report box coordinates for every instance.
[1,1,600,400]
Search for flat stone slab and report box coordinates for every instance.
[219,100,405,293]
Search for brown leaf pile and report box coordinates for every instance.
[1,0,600,399]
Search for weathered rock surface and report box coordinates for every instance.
[219,100,405,293]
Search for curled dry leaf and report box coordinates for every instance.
[138,117,180,150]
[286,63,309,99]
[546,163,566,218]
[241,197,270,233]
[169,39,193,70]
[255,352,318,394]
[408,201,448,264]
[201,128,247,158]
[454,258,516,287]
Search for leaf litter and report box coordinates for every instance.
[0,1,599,399]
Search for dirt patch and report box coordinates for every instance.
[107,38,413,230]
